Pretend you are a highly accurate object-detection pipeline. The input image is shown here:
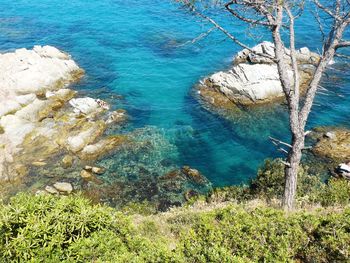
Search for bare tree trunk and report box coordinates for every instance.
[282,134,304,210]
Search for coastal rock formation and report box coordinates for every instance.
[197,41,320,111]
[311,127,350,162]
[0,46,212,210]
[0,46,127,183]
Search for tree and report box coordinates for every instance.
[177,0,350,210]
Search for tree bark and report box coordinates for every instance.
[282,135,304,210]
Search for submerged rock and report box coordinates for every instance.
[62,155,74,169]
[80,169,93,179]
[53,182,73,194]
[197,41,319,112]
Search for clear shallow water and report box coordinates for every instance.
[0,0,349,187]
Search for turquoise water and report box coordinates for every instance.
[0,0,349,187]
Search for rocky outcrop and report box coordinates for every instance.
[0,46,127,182]
[311,127,350,162]
[197,41,319,111]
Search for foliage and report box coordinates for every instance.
[209,159,350,208]
[0,193,177,263]
[0,193,349,262]
[178,206,350,263]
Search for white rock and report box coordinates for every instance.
[339,163,350,173]
[299,47,310,55]
[45,185,59,194]
[0,45,80,96]
[53,182,73,193]
[0,114,35,147]
[0,46,83,182]
[325,132,336,140]
[207,63,289,102]
[203,42,319,104]
[33,45,70,60]
[69,97,101,115]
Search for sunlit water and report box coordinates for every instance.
[0,0,349,189]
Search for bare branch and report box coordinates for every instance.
[224,1,272,27]
[177,27,216,47]
[183,5,277,61]
[269,136,293,149]
[335,41,350,49]
[313,0,338,20]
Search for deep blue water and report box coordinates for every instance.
[0,0,349,187]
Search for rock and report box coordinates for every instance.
[92,167,105,174]
[53,182,73,193]
[334,163,350,179]
[0,46,84,182]
[96,99,110,110]
[69,97,107,115]
[0,45,128,188]
[203,63,285,104]
[325,132,336,140]
[62,155,74,169]
[0,46,82,99]
[78,135,129,161]
[32,161,47,167]
[234,41,275,64]
[299,47,310,56]
[66,121,106,153]
[35,190,47,196]
[80,169,93,179]
[312,128,350,162]
[184,189,199,201]
[45,185,59,194]
[198,42,320,110]
[106,109,126,124]
[33,45,70,60]
[182,166,207,185]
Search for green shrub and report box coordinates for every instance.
[250,159,324,201]
[177,206,350,263]
[320,178,350,206]
[212,158,348,208]
[0,193,177,263]
[0,193,349,262]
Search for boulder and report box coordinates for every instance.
[53,182,73,193]
[78,135,129,161]
[312,128,350,162]
[197,42,320,110]
[45,185,59,194]
[69,97,108,115]
[0,46,82,98]
[80,169,93,179]
[84,165,106,175]
[334,163,350,180]
[66,121,106,153]
[62,155,74,169]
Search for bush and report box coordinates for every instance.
[212,158,349,208]
[0,193,176,262]
[250,159,325,201]
[177,206,350,263]
[320,178,350,206]
[0,193,349,262]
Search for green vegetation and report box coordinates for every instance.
[209,159,350,207]
[0,192,349,262]
[0,159,349,262]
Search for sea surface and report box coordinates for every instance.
[0,0,349,187]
